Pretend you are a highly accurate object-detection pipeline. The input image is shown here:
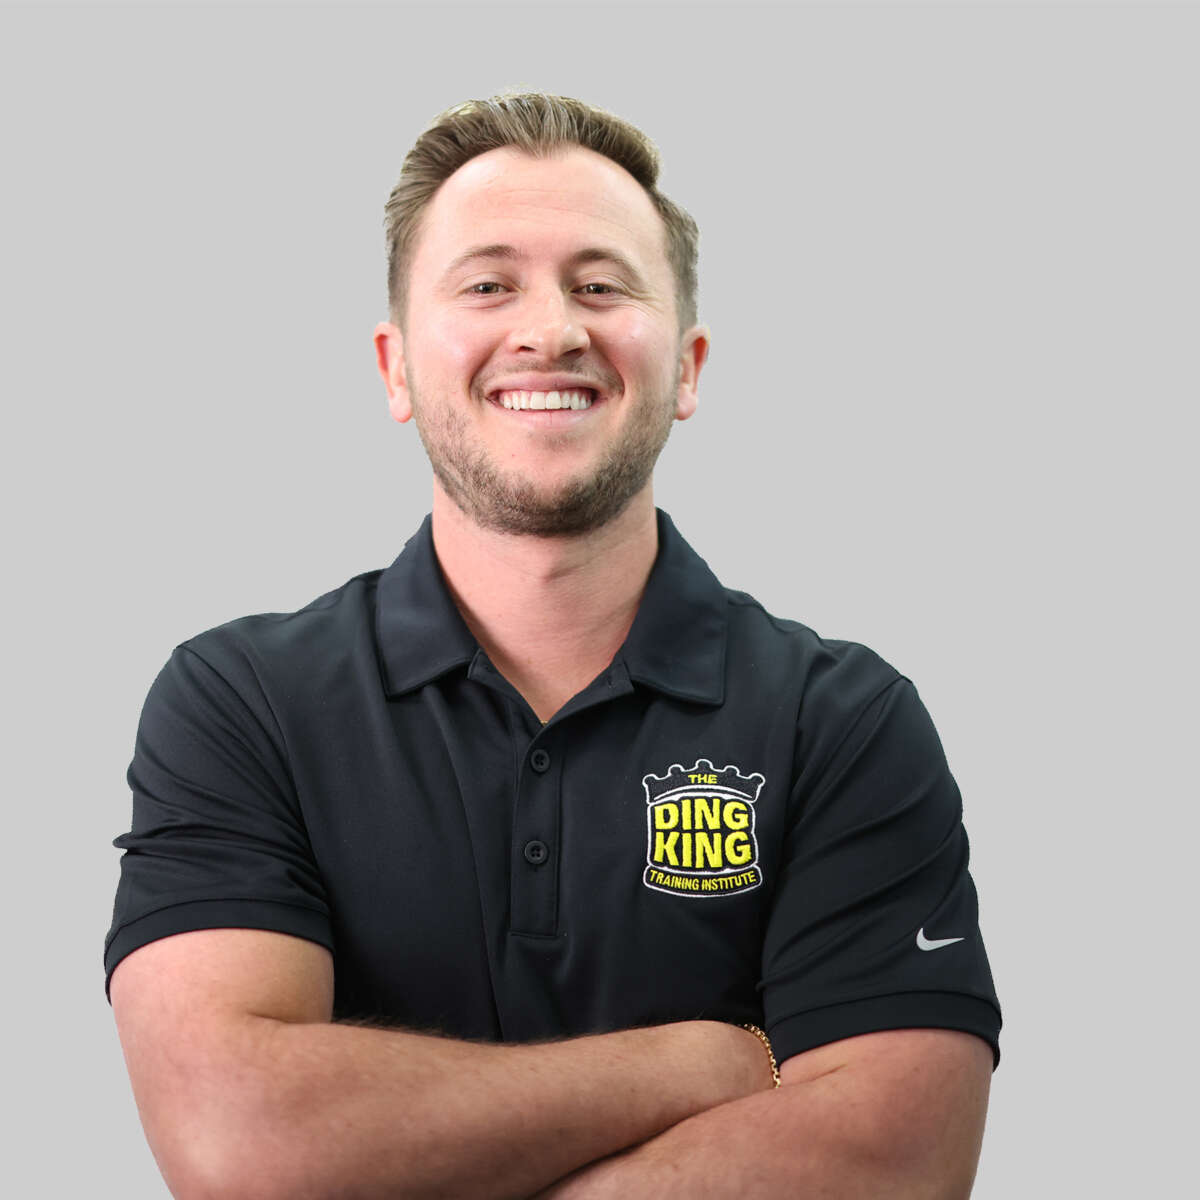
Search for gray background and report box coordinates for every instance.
[3,1,1195,1195]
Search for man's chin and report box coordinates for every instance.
[471,493,634,538]
[439,471,643,539]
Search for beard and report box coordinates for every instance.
[408,371,680,537]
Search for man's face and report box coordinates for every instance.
[376,145,708,536]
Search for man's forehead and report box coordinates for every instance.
[415,145,670,273]
[437,144,645,207]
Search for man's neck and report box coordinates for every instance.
[430,485,660,723]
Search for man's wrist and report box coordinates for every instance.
[741,1024,782,1088]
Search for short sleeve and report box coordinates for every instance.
[104,642,332,997]
[761,675,1001,1066]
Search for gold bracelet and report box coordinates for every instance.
[742,1023,781,1088]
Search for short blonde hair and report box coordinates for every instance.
[384,92,699,329]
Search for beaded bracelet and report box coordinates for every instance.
[742,1023,781,1088]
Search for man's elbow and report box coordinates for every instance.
[143,1105,301,1200]
[778,1029,992,1199]
[871,1131,986,1200]
[128,1028,321,1200]
[851,1052,991,1197]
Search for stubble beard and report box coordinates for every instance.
[409,372,680,537]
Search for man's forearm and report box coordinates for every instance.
[535,1077,889,1200]
[153,1017,771,1200]
[536,1030,993,1200]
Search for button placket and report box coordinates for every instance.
[510,739,562,935]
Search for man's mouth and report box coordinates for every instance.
[491,388,596,411]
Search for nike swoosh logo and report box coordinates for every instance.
[916,928,965,951]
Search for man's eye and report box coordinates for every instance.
[579,283,615,295]
[468,282,505,295]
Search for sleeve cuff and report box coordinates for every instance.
[104,898,333,1000]
[768,991,1001,1069]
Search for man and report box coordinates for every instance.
[107,93,1000,1198]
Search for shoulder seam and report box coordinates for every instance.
[797,674,909,810]
[175,643,298,798]
[723,590,838,643]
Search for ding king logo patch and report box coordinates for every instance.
[642,758,766,897]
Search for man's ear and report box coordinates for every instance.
[674,325,710,421]
[373,321,412,423]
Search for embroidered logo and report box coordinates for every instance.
[642,758,766,898]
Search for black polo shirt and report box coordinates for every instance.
[106,510,1001,1066]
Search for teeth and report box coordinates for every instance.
[495,389,594,411]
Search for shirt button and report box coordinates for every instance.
[523,839,549,865]
[530,748,551,773]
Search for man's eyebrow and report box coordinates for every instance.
[440,244,521,283]
[566,247,651,291]
[440,243,651,291]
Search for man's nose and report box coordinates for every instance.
[506,289,590,357]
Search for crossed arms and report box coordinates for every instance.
[111,928,992,1199]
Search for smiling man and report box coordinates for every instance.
[107,94,1001,1198]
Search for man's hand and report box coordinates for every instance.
[110,928,776,1200]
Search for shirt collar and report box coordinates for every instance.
[375,509,727,705]
[375,514,479,695]
[618,509,726,705]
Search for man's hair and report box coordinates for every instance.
[384,92,699,330]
